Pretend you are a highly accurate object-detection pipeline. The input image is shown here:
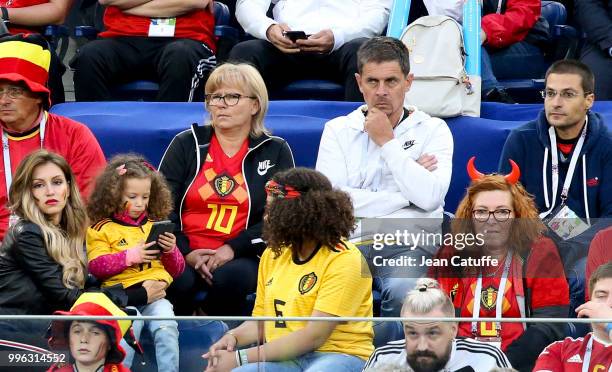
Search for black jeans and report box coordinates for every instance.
[229,37,366,101]
[581,42,612,100]
[48,47,65,106]
[166,256,259,316]
[71,36,216,102]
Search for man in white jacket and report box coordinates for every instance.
[316,37,453,319]
[230,0,391,101]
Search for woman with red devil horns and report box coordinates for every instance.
[429,157,570,372]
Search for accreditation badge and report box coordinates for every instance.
[148,18,176,37]
[543,203,590,240]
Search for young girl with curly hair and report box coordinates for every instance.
[204,168,373,372]
[86,154,185,372]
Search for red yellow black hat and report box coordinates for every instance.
[48,293,132,364]
[0,33,51,105]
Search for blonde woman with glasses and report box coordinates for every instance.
[159,62,294,317]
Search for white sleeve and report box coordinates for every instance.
[236,0,276,41]
[422,0,463,22]
[316,121,411,218]
[379,119,453,211]
[330,0,392,51]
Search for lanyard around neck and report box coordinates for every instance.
[582,335,594,372]
[2,112,47,196]
[543,118,588,215]
[471,252,513,334]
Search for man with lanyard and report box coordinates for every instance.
[363,278,512,372]
[534,261,612,371]
[316,36,454,327]
[0,33,105,240]
[71,0,217,102]
[498,59,612,314]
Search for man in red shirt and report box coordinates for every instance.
[586,227,612,300]
[71,0,217,102]
[0,0,72,105]
[0,33,106,240]
[534,261,612,371]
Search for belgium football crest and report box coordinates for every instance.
[298,272,318,295]
[213,174,235,197]
[480,285,498,311]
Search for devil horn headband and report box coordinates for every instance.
[467,156,520,184]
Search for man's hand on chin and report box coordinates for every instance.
[364,107,394,147]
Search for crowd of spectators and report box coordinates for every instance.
[0,1,610,371]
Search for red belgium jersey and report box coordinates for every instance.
[181,134,249,250]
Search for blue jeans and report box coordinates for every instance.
[481,41,547,92]
[232,352,365,372]
[123,299,179,372]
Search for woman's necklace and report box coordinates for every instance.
[483,253,509,278]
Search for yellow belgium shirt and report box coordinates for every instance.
[87,218,173,288]
[253,241,374,360]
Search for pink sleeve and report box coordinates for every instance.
[88,251,129,280]
[161,246,185,278]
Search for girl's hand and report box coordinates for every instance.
[157,232,176,252]
[126,241,159,265]
[203,349,238,371]
[202,333,237,361]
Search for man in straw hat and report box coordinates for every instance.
[0,33,106,240]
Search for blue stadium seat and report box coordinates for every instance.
[50,100,612,212]
[270,79,345,101]
[498,1,569,102]
[74,1,233,101]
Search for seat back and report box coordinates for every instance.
[497,1,568,102]
[541,0,567,27]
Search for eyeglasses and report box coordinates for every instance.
[0,86,26,99]
[472,209,513,222]
[540,89,592,100]
[204,93,256,107]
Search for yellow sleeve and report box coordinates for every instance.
[86,226,114,261]
[252,248,271,317]
[314,249,372,317]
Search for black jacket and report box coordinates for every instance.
[0,221,82,314]
[159,124,295,258]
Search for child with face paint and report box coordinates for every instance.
[47,293,134,372]
[85,154,185,372]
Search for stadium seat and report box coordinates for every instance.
[44,25,70,61]
[73,2,233,101]
[50,100,612,212]
[497,1,569,102]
